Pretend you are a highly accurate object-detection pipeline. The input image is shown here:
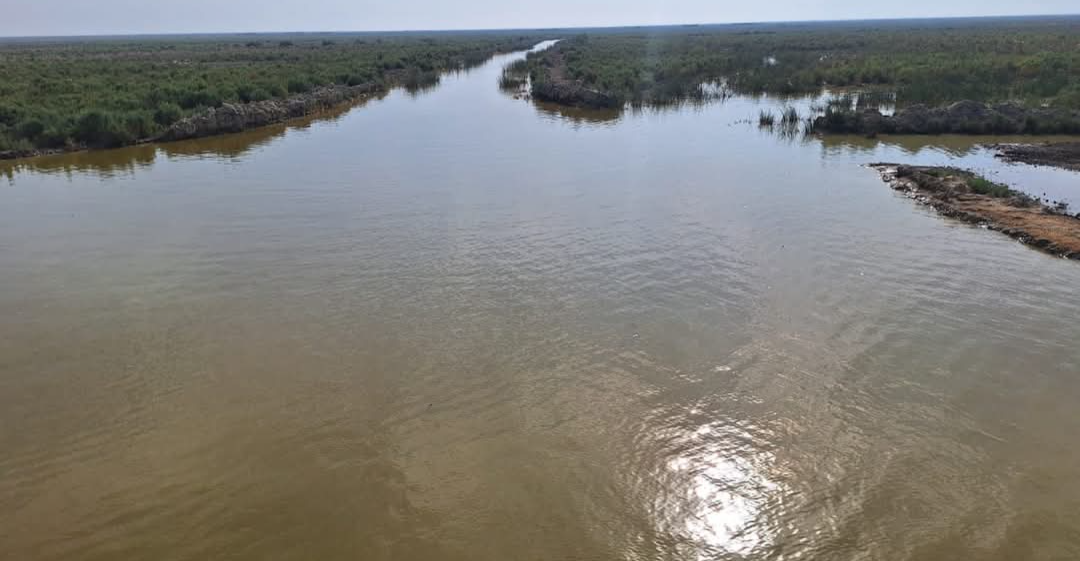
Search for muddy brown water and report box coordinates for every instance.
[3,45,1080,561]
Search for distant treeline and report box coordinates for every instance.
[0,34,543,152]
[525,18,1080,109]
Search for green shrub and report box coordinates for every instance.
[236,84,272,103]
[0,105,19,127]
[37,128,69,148]
[265,83,287,98]
[74,111,133,147]
[0,133,34,152]
[177,89,223,109]
[967,176,1015,198]
[16,119,45,140]
[153,102,183,126]
[122,112,157,140]
[286,79,313,94]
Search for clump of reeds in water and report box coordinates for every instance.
[403,68,441,94]
[780,107,800,127]
[499,60,530,91]
[758,110,776,127]
[499,71,526,90]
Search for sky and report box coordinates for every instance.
[2,0,1077,37]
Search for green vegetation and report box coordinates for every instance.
[965,174,1019,198]
[499,59,530,90]
[525,17,1080,109]
[0,33,543,152]
[909,166,1038,204]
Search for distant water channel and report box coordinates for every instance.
[3,44,1080,561]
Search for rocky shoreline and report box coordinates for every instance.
[815,100,1080,136]
[873,164,1080,260]
[0,83,384,162]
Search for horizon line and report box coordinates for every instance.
[2,12,1078,40]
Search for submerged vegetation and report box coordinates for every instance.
[0,33,543,153]
[523,17,1080,115]
[780,107,801,127]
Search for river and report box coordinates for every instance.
[3,44,1080,561]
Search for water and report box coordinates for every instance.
[3,46,1080,561]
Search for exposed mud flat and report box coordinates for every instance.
[992,141,1080,172]
[872,164,1080,260]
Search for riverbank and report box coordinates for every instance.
[156,83,381,142]
[0,84,383,161]
[0,33,547,160]
[873,164,1080,259]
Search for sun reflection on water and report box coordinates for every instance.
[658,422,781,559]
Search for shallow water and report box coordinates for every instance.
[3,46,1080,561]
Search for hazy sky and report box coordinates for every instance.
[2,0,1077,37]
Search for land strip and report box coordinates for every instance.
[872,165,1080,259]
[992,142,1080,172]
